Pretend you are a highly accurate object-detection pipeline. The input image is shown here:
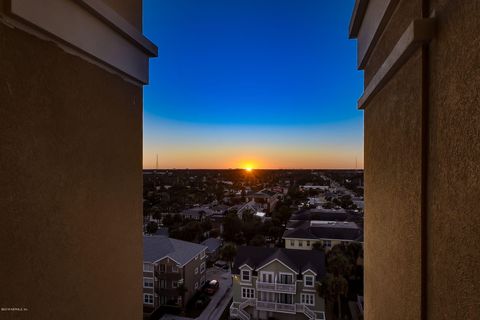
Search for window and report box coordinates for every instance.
[172,265,178,273]
[172,281,178,288]
[194,282,198,290]
[241,287,255,299]
[195,254,199,260]
[304,275,314,287]
[301,293,315,306]
[306,240,311,246]
[290,240,295,246]
[200,250,206,259]
[194,267,198,275]
[143,277,154,288]
[160,280,166,288]
[144,294,154,305]
[200,262,206,273]
[299,240,303,247]
[323,240,332,248]
[279,273,293,284]
[143,263,154,272]
[201,276,205,286]
[159,264,166,273]
[241,270,251,282]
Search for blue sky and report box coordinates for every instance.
[143,0,363,169]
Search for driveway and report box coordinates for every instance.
[196,267,232,320]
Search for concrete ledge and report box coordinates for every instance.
[3,0,157,84]
[358,18,436,110]
[352,0,400,70]
[349,0,369,39]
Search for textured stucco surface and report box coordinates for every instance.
[0,20,143,320]
[358,0,480,318]
[364,50,423,320]
[427,0,480,319]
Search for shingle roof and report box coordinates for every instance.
[201,238,222,253]
[143,235,207,266]
[253,189,277,197]
[283,221,362,241]
[290,208,348,222]
[233,246,326,280]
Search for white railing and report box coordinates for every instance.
[256,300,276,311]
[256,281,296,293]
[276,303,296,313]
[239,298,255,309]
[237,308,250,320]
[235,298,322,319]
[296,304,322,320]
[230,303,250,320]
[256,281,276,291]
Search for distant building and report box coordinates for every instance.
[230,246,326,320]
[283,220,363,251]
[236,201,266,219]
[288,208,349,225]
[143,236,207,315]
[245,189,280,213]
[299,185,330,191]
[180,206,213,220]
[201,237,223,261]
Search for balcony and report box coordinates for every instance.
[255,300,296,314]
[155,270,182,281]
[256,281,296,293]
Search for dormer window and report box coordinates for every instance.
[241,270,251,282]
[304,275,314,287]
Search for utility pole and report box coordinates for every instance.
[154,154,158,190]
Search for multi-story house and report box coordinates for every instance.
[230,246,326,320]
[143,235,207,315]
[283,221,363,251]
[245,189,280,213]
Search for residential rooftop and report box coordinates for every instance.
[233,246,326,280]
[143,235,207,266]
[283,220,362,241]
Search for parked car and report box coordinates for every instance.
[214,261,229,270]
[204,279,219,295]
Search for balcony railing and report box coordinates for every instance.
[276,303,296,313]
[256,300,276,311]
[256,300,296,314]
[256,281,296,293]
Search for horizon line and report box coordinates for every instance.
[142,168,364,170]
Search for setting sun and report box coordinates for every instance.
[245,167,253,172]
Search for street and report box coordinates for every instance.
[196,267,232,320]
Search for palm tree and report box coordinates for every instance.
[320,252,353,319]
[317,274,348,320]
[220,243,237,269]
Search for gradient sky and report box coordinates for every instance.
[143,0,363,169]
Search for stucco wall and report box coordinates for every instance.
[427,0,480,319]
[364,48,423,319]
[0,16,142,320]
[354,0,480,318]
